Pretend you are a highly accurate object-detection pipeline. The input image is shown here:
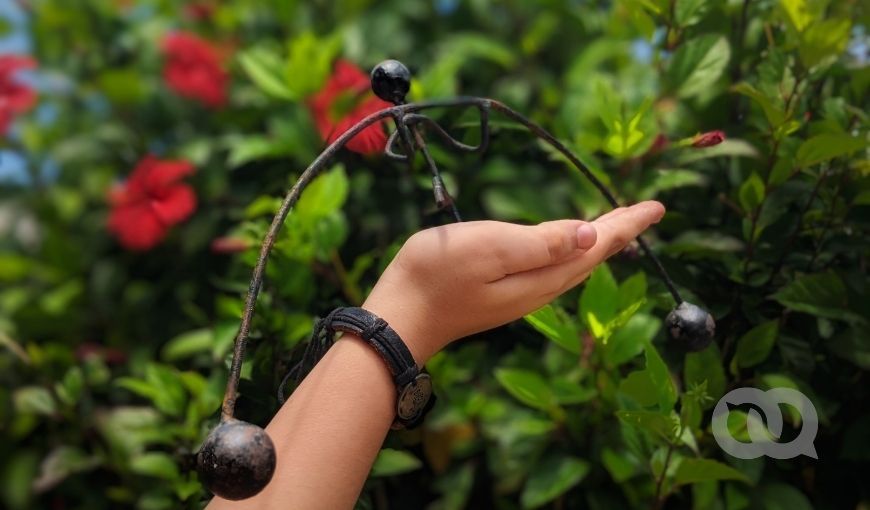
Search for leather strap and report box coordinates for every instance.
[320,307,435,429]
[327,307,419,386]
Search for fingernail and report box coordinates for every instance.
[576,223,597,249]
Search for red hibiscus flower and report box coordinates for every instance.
[691,130,726,148]
[0,55,37,136]
[307,59,392,155]
[161,32,228,108]
[183,1,216,20]
[108,156,197,251]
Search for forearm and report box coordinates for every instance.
[207,333,409,510]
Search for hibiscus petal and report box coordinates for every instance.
[327,97,390,154]
[161,32,228,108]
[143,157,196,191]
[0,108,12,136]
[150,184,197,225]
[344,124,388,155]
[108,203,167,251]
[0,55,37,78]
[331,59,371,92]
[5,84,37,112]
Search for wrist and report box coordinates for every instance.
[360,295,441,366]
[326,307,436,429]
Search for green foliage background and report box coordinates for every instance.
[1,0,869,508]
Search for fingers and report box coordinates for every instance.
[485,219,598,280]
[489,201,665,301]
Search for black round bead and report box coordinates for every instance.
[371,59,411,105]
[666,302,715,352]
[196,419,276,501]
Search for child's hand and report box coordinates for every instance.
[362,201,666,363]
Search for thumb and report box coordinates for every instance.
[492,219,598,277]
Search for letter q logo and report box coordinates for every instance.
[711,387,818,460]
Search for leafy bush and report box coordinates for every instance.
[1,0,868,509]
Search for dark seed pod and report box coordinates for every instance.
[371,59,411,105]
[666,301,715,352]
[197,419,276,501]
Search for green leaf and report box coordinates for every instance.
[644,341,678,412]
[162,329,213,361]
[618,271,647,310]
[117,364,187,416]
[580,263,619,338]
[663,231,744,257]
[602,99,655,158]
[674,459,750,485]
[2,451,39,509]
[760,482,813,510]
[795,134,868,168]
[772,271,864,323]
[619,370,658,407]
[523,305,580,354]
[606,314,660,366]
[684,343,726,406]
[732,83,785,127]
[828,327,870,369]
[495,368,557,411]
[601,448,638,483]
[674,0,709,27]
[13,387,56,416]
[799,17,851,68]
[0,254,32,282]
[641,169,707,199]
[54,367,84,407]
[370,449,422,477]
[40,280,83,316]
[238,48,295,100]
[295,165,349,220]
[283,31,342,99]
[615,410,680,443]
[667,35,731,98]
[521,455,589,509]
[780,0,813,32]
[551,380,596,405]
[227,135,289,168]
[738,172,765,212]
[735,320,779,367]
[33,446,99,492]
[757,373,819,426]
[129,453,180,480]
[244,196,282,218]
[441,33,517,68]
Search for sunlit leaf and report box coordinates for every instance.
[371,449,422,477]
[524,305,581,354]
[668,35,731,98]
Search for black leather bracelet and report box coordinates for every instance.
[289,307,435,430]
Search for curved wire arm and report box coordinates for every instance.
[385,106,490,161]
[220,96,682,421]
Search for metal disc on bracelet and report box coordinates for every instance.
[396,373,432,421]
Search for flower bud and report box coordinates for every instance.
[691,130,725,148]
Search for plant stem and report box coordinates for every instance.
[330,249,363,305]
[763,167,829,286]
[807,168,847,271]
[653,444,675,510]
